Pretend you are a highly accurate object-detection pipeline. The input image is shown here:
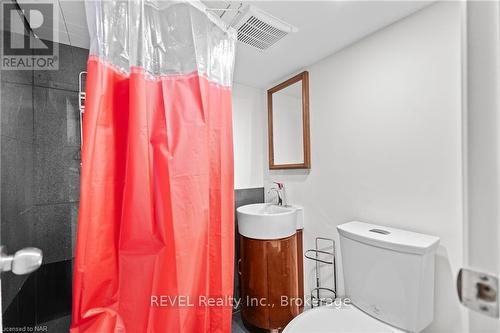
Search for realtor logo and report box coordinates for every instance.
[1,2,58,70]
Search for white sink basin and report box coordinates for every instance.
[236,203,298,240]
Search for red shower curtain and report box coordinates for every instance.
[71,2,236,332]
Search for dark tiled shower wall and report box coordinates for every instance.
[1,38,88,328]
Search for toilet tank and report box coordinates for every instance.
[337,221,439,333]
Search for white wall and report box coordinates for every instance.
[466,1,500,332]
[264,2,467,331]
[232,83,266,189]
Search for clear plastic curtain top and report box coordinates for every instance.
[85,0,236,86]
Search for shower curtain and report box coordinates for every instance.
[71,1,236,332]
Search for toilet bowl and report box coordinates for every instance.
[283,303,404,333]
[284,221,440,333]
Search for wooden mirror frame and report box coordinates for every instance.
[267,71,311,169]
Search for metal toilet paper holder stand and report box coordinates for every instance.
[304,237,337,308]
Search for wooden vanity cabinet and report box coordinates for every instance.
[239,231,304,331]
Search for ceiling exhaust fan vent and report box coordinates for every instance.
[233,6,297,51]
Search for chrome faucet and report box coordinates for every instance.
[268,187,283,206]
[268,182,287,206]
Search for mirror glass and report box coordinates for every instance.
[272,81,304,165]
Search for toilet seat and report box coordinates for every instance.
[283,303,405,333]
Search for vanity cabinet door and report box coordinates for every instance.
[267,234,300,328]
[239,234,303,331]
[239,236,269,329]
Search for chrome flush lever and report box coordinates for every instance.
[0,246,43,275]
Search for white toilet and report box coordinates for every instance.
[284,221,440,333]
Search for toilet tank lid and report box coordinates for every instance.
[337,221,440,255]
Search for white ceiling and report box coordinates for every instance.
[17,0,433,88]
[226,1,433,87]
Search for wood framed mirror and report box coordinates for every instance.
[267,71,310,169]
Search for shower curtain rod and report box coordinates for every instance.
[206,8,241,11]
[205,4,243,29]
[188,0,240,33]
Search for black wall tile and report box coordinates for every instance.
[70,203,78,258]
[2,260,72,329]
[33,87,80,147]
[29,203,73,264]
[34,43,89,91]
[33,87,81,205]
[1,82,33,143]
[40,315,71,332]
[0,33,33,86]
[235,188,265,209]
[35,260,72,321]
[0,68,32,87]
[1,137,35,253]
[33,145,80,206]
[1,274,29,316]
[0,138,35,310]
[2,274,37,327]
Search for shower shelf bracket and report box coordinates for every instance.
[78,71,87,150]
